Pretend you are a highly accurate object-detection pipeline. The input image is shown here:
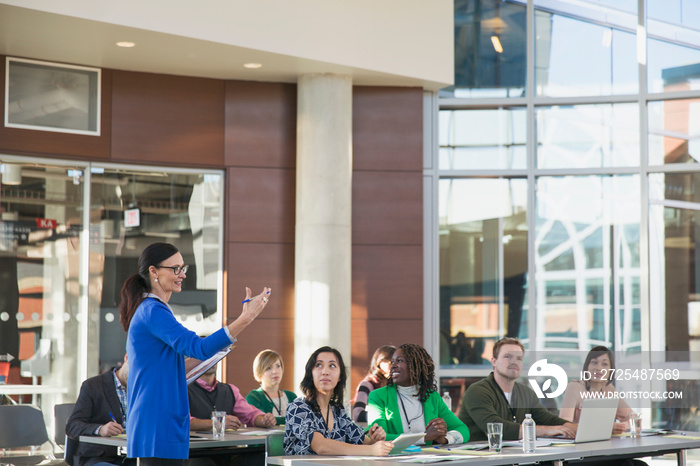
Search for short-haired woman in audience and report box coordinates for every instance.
[284,346,393,456]
[351,345,395,422]
[247,349,297,425]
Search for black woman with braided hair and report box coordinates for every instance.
[367,343,470,445]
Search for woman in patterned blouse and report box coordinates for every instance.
[284,346,394,456]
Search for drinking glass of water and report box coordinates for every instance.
[487,422,503,452]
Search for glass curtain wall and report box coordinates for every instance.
[433,0,700,430]
[0,157,223,441]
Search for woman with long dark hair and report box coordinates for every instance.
[367,343,469,445]
[119,242,270,466]
[284,346,393,456]
[351,345,395,422]
[559,346,632,434]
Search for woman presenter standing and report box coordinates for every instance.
[119,242,270,466]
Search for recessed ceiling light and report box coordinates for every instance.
[244,63,262,69]
[116,41,136,48]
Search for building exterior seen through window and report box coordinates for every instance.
[435,0,700,432]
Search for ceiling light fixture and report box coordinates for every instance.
[243,63,263,69]
[491,36,504,54]
[116,41,136,48]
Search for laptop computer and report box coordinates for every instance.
[388,433,425,455]
[553,397,619,444]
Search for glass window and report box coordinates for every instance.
[89,167,224,372]
[446,0,526,98]
[439,108,527,170]
[648,98,700,166]
[535,175,641,351]
[535,12,637,97]
[647,38,700,94]
[5,57,100,135]
[649,172,700,356]
[535,103,639,169]
[439,178,528,368]
[0,160,85,405]
[648,0,700,35]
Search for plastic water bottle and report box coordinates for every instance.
[442,391,452,412]
[522,413,536,453]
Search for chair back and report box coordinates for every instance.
[53,403,76,447]
[0,405,50,449]
[265,430,285,458]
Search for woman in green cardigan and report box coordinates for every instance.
[367,343,469,445]
[246,349,297,425]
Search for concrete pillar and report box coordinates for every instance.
[294,74,352,394]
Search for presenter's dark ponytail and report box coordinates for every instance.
[119,242,179,331]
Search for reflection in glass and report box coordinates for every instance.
[5,58,100,135]
[648,99,700,165]
[439,178,528,367]
[439,108,526,170]
[648,0,700,35]
[90,168,223,372]
[535,176,641,351]
[0,161,84,405]
[536,103,639,169]
[535,11,637,97]
[447,0,526,98]
[647,38,700,94]
[649,173,700,358]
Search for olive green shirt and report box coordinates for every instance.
[458,372,567,441]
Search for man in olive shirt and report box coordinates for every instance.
[458,337,577,441]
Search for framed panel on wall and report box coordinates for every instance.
[5,57,101,136]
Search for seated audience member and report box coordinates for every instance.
[188,362,276,431]
[367,343,469,444]
[457,337,577,441]
[284,346,393,456]
[351,345,395,422]
[560,346,632,435]
[246,349,297,424]
[66,355,132,466]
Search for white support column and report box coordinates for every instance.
[294,74,352,392]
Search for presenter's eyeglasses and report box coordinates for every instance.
[156,265,189,274]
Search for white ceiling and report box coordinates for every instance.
[0,4,448,90]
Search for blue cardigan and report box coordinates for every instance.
[126,296,232,459]
[367,385,470,444]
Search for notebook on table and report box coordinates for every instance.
[389,433,426,455]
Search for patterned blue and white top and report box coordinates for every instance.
[284,397,366,455]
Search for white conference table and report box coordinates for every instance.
[0,384,68,405]
[80,427,279,456]
[267,433,700,466]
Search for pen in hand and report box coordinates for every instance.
[108,412,118,424]
[242,290,270,304]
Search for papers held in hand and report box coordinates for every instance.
[186,346,234,385]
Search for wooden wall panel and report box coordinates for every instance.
[111,71,224,167]
[225,242,295,321]
[352,245,422,320]
[353,87,423,172]
[225,81,296,168]
[226,166,295,243]
[223,316,296,396]
[352,170,423,245]
[0,57,112,160]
